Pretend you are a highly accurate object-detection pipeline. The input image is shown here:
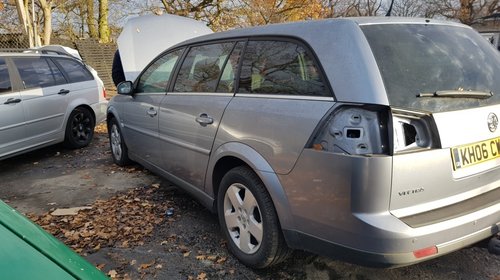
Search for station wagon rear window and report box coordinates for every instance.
[362,24,500,112]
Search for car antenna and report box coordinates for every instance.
[386,0,394,16]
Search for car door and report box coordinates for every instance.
[120,48,184,167]
[12,57,68,144]
[0,57,27,158]
[159,42,242,188]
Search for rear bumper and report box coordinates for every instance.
[285,202,500,267]
[91,101,108,124]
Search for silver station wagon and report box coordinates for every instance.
[0,50,107,159]
[107,17,500,268]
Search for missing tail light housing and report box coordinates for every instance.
[309,105,390,155]
[391,109,440,154]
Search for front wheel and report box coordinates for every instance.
[64,107,95,149]
[217,166,291,268]
[108,117,131,166]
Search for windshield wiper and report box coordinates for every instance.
[417,90,493,99]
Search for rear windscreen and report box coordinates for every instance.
[362,24,500,112]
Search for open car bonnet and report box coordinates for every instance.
[117,14,213,82]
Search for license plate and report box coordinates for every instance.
[451,137,500,170]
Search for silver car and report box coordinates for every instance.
[0,51,108,159]
[107,17,500,268]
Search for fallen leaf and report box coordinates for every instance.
[107,270,118,278]
[196,255,207,260]
[155,264,163,269]
[183,251,191,257]
[139,260,155,270]
[130,259,137,266]
[197,272,207,280]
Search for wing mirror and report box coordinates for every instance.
[117,81,133,95]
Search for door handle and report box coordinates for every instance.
[58,89,70,95]
[195,113,214,126]
[147,107,157,117]
[4,98,21,104]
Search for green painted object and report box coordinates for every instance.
[0,200,108,280]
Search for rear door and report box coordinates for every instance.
[158,42,242,188]
[12,57,68,144]
[0,57,26,158]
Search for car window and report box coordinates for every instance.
[136,49,183,93]
[174,42,234,93]
[13,57,66,89]
[53,58,94,83]
[238,40,329,97]
[362,24,500,112]
[0,58,11,93]
[216,42,245,93]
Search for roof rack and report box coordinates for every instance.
[0,45,82,60]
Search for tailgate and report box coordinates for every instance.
[390,104,500,226]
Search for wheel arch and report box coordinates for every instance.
[207,142,295,231]
[63,102,96,133]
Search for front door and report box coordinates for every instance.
[121,48,184,167]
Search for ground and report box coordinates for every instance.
[0,124,499,280]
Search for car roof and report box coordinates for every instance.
[175,17,470,47]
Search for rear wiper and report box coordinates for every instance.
[417,90,493,99]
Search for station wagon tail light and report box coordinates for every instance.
[310,105,390,155]
[102,88,107,99]
[391,109,440,154]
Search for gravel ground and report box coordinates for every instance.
[0,124,498,280]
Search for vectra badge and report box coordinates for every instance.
[487,113,498,132]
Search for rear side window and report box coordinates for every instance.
[54,58,94,83]
[13,57,66,89]
[174,43,234,93]
[238,40,329,97]
[136,49,183,93]
[0,58,11,93]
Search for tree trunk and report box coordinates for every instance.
[87,0,98,38]
[98,0,110,43]
[38,0,52,45]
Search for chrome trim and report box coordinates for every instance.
[167,92,234,97]
[235,93,334,101]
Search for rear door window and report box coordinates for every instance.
[0,58,11,93]
[238,40,329,97]
[13,57,66,89]
[136,49,184,93]
[173,42,234,93]
[53,58,94,83]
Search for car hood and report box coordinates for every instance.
[117,14,213,82]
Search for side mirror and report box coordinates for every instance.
[117,81,133,95]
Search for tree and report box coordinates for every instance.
[87,0,98,38]
[429,0,500,25]
[98,0,110,42]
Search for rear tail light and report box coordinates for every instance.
[102,88,107,99]
[391,109,440,154]
[309,105,390,155]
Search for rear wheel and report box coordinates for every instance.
[64,107,95,149]
[108,117,130,166]
[217,166,290,268]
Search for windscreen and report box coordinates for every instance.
[362,23,500,113]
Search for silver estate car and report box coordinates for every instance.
[107,17,500,268]
[0,51,107,159]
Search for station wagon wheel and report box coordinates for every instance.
[217,166,290,268]
[108,117,131,166]
[64,107,95,149]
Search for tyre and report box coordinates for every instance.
[108,117,131,166]
[217,166,291,268]
[64,107,95,149]
[488,235,500,255]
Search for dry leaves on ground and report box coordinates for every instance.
[28,185,169,255]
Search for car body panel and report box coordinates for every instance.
[0,91,27,158]
[159,92,233,188]
[0,201,107,279]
